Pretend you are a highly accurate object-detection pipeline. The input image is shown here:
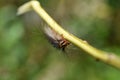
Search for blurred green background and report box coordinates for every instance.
[0,0,120,80]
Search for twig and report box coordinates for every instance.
[17,0,120,69]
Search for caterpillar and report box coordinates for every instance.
[44,26,70,51]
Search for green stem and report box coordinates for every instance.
[18,0,120,69]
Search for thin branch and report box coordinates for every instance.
[17,0,120,69]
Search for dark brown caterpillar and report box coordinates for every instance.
[44,27,70,51]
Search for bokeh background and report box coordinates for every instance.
[0,0,120,80]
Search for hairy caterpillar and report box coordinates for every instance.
[44,27,70,51]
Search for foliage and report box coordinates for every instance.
[0,0,120,80]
